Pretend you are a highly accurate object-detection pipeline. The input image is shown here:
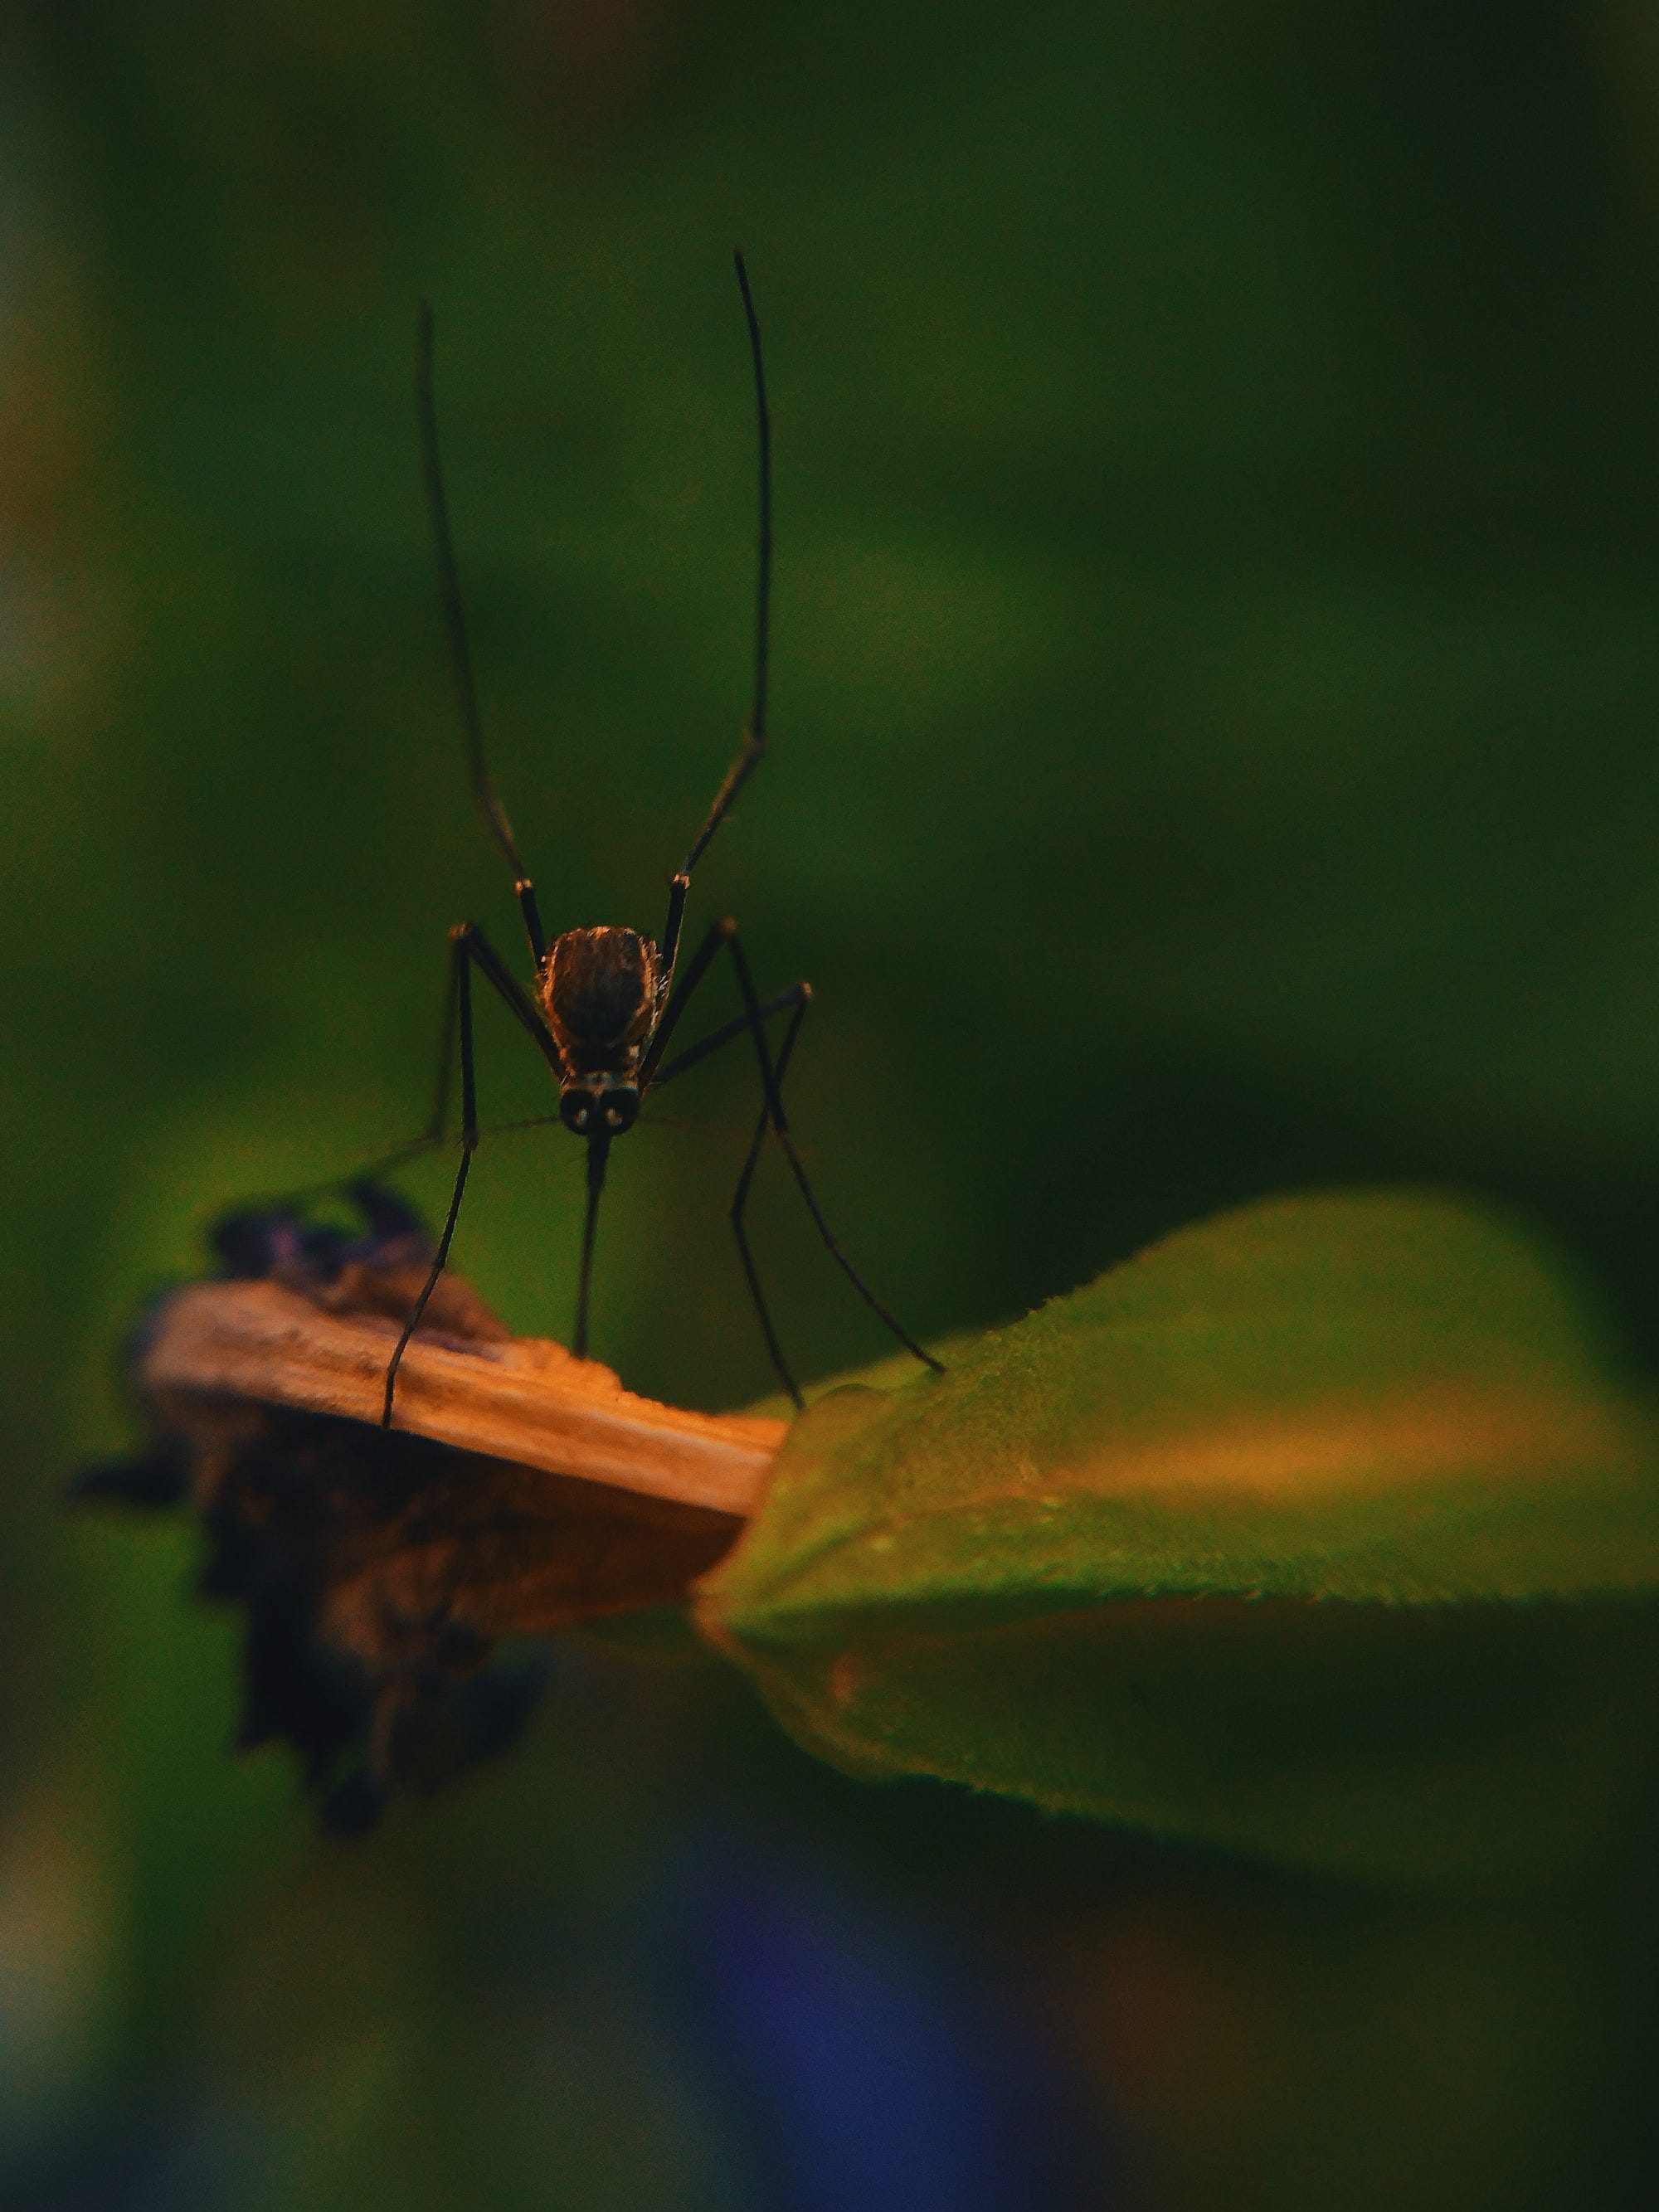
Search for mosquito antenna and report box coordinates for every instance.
[416,302,547,963]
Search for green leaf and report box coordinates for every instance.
[698,1193,1659,1884]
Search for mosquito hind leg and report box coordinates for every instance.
[727,992,810,1407]
[655,255,771,987]
[645,918,941,1389]
[718,935,942,1383]
[644,950,808,1401]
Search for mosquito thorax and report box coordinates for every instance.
[538,925,659,1111]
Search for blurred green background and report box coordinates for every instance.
[7,2,1659,2205]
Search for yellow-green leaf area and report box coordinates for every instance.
[698,1194,1659,1882]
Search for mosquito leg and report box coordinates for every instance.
[425,939,460,1142]
[286,923,558,1211]
[380,922,560,1426]
[655,255,771,989]
[646,984,801,1091]
[324,945,461,1194]
[449,921,561,1071]
[382,933,479,1427]
[416,304,547,968]
[727,993,810,1407]
[638,915,738,1089]
[721,927,942,1378]
[641,931,805,1389]
[245,957,455,1219]
[648,969,810,1399]
[645,921,941,1383]
[572,1128,613,1359]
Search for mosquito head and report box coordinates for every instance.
[559,1083,640,1138]
[541,926,659,1077]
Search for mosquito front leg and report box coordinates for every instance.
[639,912,736,1086]
[381,921,560,1427]
[654,253,771,994]
[417,303,548,970]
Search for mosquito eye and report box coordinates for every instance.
[560,1092,593,1134]
[605,1104,624,1130]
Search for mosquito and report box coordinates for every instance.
[377,254,941,1426]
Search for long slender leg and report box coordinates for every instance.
[381,923,562,1427]
[267,924,561,1228]
[651,976,808,1399]
[656,254,771,986]
[448,921,560,1067]
[639,914,738,1089]
[572,1129,612,1359]
[253,949,461,1218]
[382,932,478,1427]
[425,941,460,1143]
[416,304,547,967]
[646,984,805,1091]
[321,923,558,1203]
[723,933,941,1378]
[648,921,941,1382]
[727,994,809,1406]
[330,947,460,1192]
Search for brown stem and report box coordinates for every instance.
[139,1278,784,1521]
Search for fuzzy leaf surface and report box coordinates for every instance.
[698,1194,1659,1881]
